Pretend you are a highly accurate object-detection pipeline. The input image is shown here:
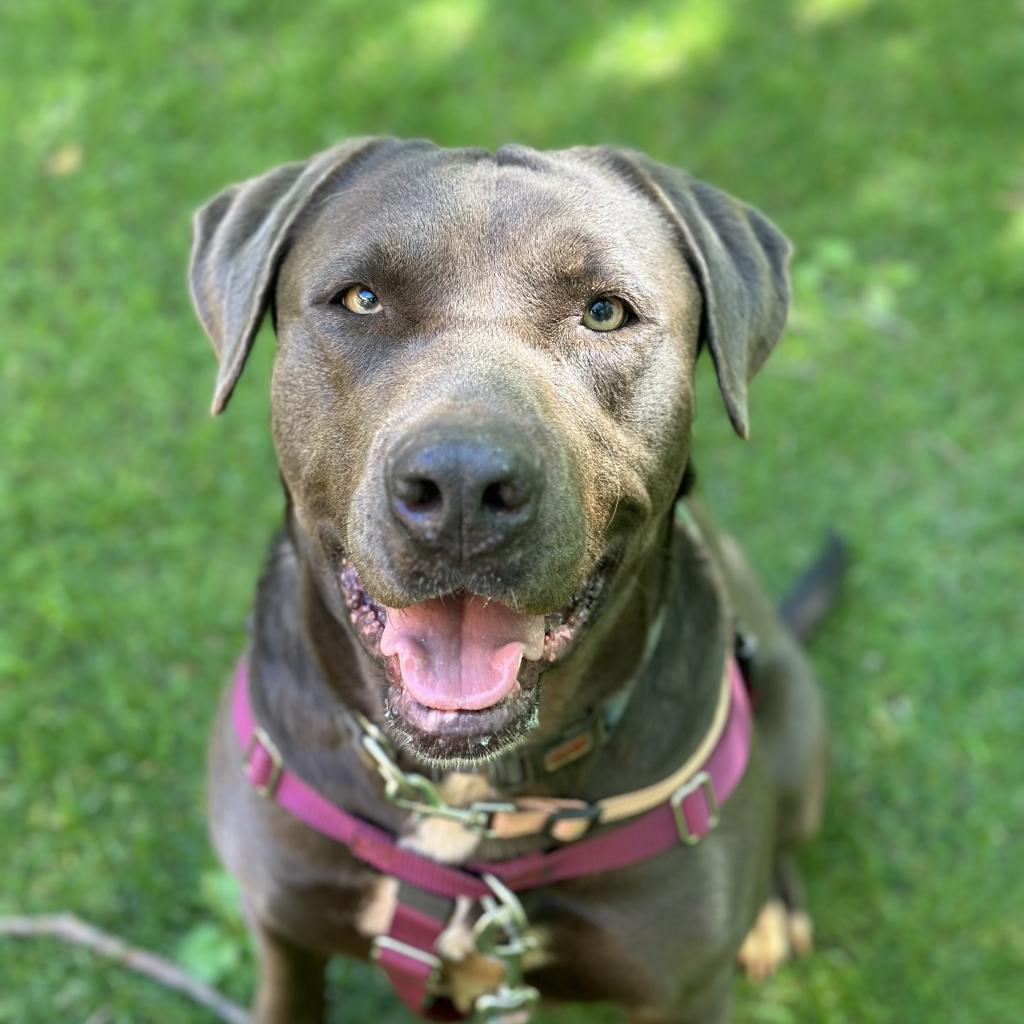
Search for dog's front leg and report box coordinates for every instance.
[628,970,734,1024]
[250,913,328,1024]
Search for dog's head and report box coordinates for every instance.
[190,139,789,766]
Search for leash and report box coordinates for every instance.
[233,656,752,1020]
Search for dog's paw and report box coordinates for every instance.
[787,907,814,957]
[737,899,813,981]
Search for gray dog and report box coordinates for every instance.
[190,139,841,1023]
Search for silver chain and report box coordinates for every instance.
[352,711,516,834]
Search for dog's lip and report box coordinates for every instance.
[383,666,544,766]
[391,684,524,737]
[337,559,609,753]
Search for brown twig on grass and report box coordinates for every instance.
[0,913,249,1024]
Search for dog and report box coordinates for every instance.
[190,138,843,1023]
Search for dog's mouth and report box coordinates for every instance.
[339,563,607,766]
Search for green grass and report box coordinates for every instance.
[2,1,1022,1021]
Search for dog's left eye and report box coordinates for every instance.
[582,296,630,332]
[336,285,383,315]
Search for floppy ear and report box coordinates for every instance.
[606,151,792,438]
[189,137,384,414]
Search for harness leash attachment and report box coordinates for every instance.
[369,877,539,1023]
[471,875,539,1022]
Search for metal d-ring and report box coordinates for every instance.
[470,875,539,1022]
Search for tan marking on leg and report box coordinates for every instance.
[787,909,814,957]
[737,899,791,982]
[355,875,398,938]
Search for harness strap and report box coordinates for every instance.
[234,657,750,898]
[374,885,461,1020]
[234,657,750,1019]
[231,494,756,1019]
[236,666,493,899]
[482,659,733,842]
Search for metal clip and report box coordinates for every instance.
[242,727,284,798]
[470,875,539,1022]
[670,770,720,845]
[542,802,601,842]
[353,712,515,835]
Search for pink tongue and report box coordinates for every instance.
[380,595,545,711]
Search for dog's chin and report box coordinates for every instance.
[338,559,608,769]
[383,677,542,768]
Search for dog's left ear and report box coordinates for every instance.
[604,150,792,439]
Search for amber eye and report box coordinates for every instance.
[338,285,383,314]
[582,296,629,332]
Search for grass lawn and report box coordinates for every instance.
[2,1,1021,1021]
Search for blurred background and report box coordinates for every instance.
[1,1,1021,1021]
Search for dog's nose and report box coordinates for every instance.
[387,430,541,556]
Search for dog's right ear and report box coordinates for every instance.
[189,137,383,414]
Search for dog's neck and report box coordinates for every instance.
[506,502,731,802]
[247,500,729,809]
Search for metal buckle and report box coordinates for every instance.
[471,875,539,1021]
[542,803,601,841]
[242,726,284,798]
[670,770,719,845]
[370,935,442,992]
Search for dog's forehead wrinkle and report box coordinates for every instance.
[303,152,682,315]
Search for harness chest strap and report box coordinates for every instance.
[484,659,734,842]
[375,886,464,1022]
[233,658,752,1016]
[235,657,751,890]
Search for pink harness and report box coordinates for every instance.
[234,658,752,1018]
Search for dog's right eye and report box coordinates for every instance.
[582,295,630,332]
[334,285,383,315]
